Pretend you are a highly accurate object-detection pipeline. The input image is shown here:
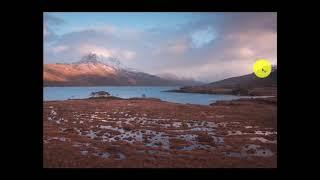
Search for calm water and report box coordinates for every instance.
[43,86,248,105]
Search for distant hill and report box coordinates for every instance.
[167,68,277,96]
[207,69,277,88]
[44,53,202,86]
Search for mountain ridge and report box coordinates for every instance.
[167,68,277,96]
[44,53,203,86]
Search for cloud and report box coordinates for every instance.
[77,45,136,60]
[159,60,254,82]
[123,50,136,60]
[77,44,113,57]
[239,47,255,58]
[191,26,217,48]
[46,42,136,64]
[152,40,190,55]
[169,40,190,54]
[142,13,277,80]
[44,13,64,26]
[44,12,277,82]
[43,13,64,41]
[43,24,55,41]
[43,25,48,36]
[103,25,117,34]
[52,45,69,53]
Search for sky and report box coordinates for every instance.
[44,12,277,82]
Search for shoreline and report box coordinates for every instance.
[165,86,277,96]
[43,95,276,106]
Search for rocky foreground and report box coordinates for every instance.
[43,97,277,168]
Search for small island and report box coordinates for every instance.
[90,91,110,98]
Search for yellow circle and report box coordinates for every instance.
[253,59,272,78]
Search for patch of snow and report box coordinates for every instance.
[80,151,88,155]
[100,125,125,133]
[224,144,274,158]
[250,137,277,144]
[47,137,68,142]
[93,152,110,159]
[172,122,182,128]
[227,131,248,135]
[255,131,277,136]
[190,127,214,131]
[212,136,224,144]
[115,153,126,160]
[73,127,82,135]
[50,109,57,116]
[207,122,218,128]
[85,130,98,139]
[217,122,227,127]
[230,122,240,124]
[241,144,274,157]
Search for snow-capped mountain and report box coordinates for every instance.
[44,53,202,86]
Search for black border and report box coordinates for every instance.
[42,0,278,12]
[16,0,288,178]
